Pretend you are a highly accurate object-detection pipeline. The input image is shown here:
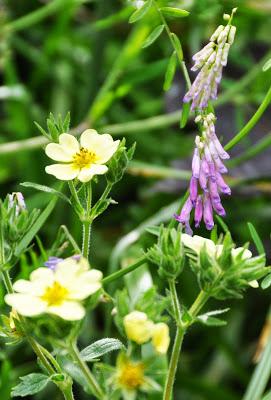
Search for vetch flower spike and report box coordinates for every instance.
[5,256,103,321]
[45,129,120,182]
[183,10,236,110]
[175,113,230,232]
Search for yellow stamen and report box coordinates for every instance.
[118,361,144,389]
[41,281,68,306]
[72,148,97,169]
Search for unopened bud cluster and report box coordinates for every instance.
[184,21,236,110]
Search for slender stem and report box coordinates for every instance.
[1,269,14,294]
[82,221,91,259]
[163,328,184,400]
[62,385,75,400]
[225,85,271,151]
[82,183,92,259]
[163,279,184,400]
[68,181,84,216]
[153,1,191,89]
[102,256,146,285]
[188,290,210,318]
[70,342,105,399]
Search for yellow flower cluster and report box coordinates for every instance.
[123,311,170,354]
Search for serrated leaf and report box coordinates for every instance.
[263,58,271,72]
[80,338,125,362]
[163,51,177,91]
[129,0,152,23]
[261,273,271,289]
[142,24,164,48]
[11,374,49,397]
[247,222,265,255]
[20,182,71,204]
[160,7,189,18]
[170,33,183,61]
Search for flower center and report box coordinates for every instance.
[41,281,69,306]
[72,148,97,169]
[118,362,144,389]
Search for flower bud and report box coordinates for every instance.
[152,323,170,354]
[123,311,154,344]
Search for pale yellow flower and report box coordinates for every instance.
[123,311,154,344]
[5,257,102,321]
[151,323,170,354]
[45,129,120,182]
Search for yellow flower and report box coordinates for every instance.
[5,257,102,321]
[45,129,120,182]
[123,311,154,344]
[117,356,145,390]
[151,323,170,354]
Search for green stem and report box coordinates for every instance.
[153,1,191,89]
[102,256,146,285]
[168,279,182,324]
[6,0,85,32]
[62,385,75,400]
[82,183,92,259]
[68,181,84,216]
[70,342,105,399]
[225,85,271,151]
[163,328,184,400]
[188,290,210,319]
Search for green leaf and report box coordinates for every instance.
[129,0,152,23]
[180,101,190,128]
[160,7,189,18]
[145,225,160,236]
[163,52,177,91]
[15,189,61,257]
[142,24,164,48]
[80,338,125,362]
[20,182,71,204]
[247,222,265,255]
[263,58,271,72]
[170,33,183,61]
[197,315,227,327]
[261,273,271,289]
[11,374,49,397]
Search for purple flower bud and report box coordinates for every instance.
[212,200,226,216]
[216,172,231,195]
[203,193,214,230]
[192,148,200,178]
[199,164,208,191]
[175,197,193,224]
[185,222,193,236]
[189,176,198,205]
[44,256,63,270]
[194,195,203,227]
[209,180,220,203]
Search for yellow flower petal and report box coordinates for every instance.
[80,130,119,164]
[45,143,74,162]
[124,311,154,344]
[152,323,170,354]
[5,294,47,317]
[77,165,108,182]
[58,133,80,155]
[47,301,85,320]
[45,164,79,180]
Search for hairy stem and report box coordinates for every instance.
[70,342,105,399]
[102,256,146,285]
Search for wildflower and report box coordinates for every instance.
[124,311,154,344]
[5,256,102,321]
[151,323,170,354]
[8,192,26,216]
[113,353,161,398]
[45,129,120,182]
[124,311,170,353]
[183,11,236,110]
[175,113,230,232]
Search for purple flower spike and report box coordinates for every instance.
[203,194,214,230]
[194,195,203,227]
[189,176,198,205]
[44,256,63,270]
